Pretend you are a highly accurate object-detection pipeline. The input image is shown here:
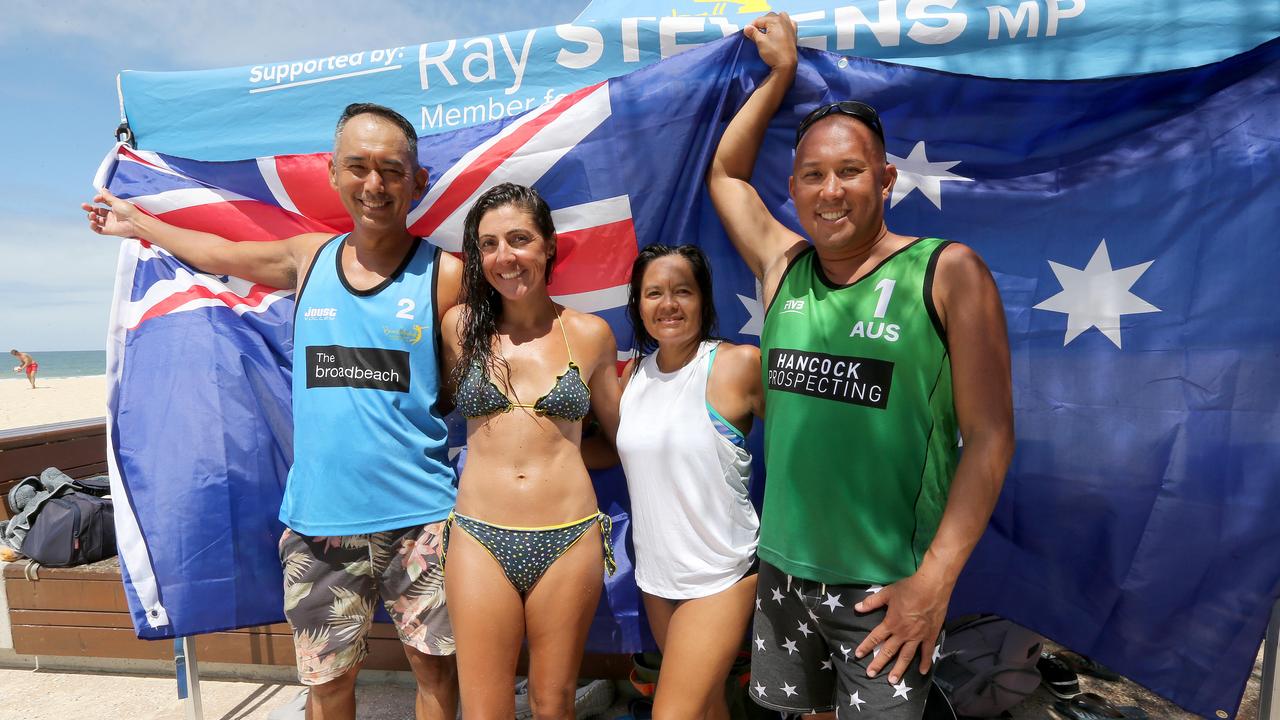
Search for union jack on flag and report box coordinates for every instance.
[102,81,636,335]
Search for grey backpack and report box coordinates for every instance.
[933,615,1042,718]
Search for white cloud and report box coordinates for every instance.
[0,216,121,351]
[2,1,578,70]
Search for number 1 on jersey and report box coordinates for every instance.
[873,278,896,319]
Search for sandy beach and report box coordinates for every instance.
[0,375,106,431]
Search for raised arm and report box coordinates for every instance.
[707,13,806,289]
[83,187,326,291]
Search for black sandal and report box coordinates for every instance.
[1052,692,1148,720]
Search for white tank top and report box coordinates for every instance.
[617,340,758,599]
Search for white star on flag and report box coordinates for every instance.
[822,592,844,612]
[737,278,764,336]
[932,644,943,664]
[797,621,813,638]
[755,635,766,651]
[821,658,834,670]
[865,585,883,594]
[888,141,972,210]
[755,682,767,697]
[850,691,866,711]
[840,644,853,660]
[892,680,913,700]
[1033,239,1160,349]
[771,587,786,604]
[782,638,799,655]
[782,682,799,698]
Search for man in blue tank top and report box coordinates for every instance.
[86,104,463,720]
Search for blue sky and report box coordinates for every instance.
[0,1,585,352]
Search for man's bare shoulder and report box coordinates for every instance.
[931,241,1003,331]
[934,241,994,288]
[289,232,337,251]
[436,249,463,273]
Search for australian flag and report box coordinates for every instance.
[100,33,1279,718]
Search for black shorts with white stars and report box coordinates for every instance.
[749,560,941,718]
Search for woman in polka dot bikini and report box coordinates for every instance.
[439,182,624,718]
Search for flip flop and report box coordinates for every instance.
[1052,692,1148,720]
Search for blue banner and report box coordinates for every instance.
[117,2,1280,160]
[576,1,1280,78]
[103,32,1280,718]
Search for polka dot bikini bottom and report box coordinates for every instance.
[444,511,617,595]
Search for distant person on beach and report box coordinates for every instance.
[10,350,37,389]
[84,103,462,720]
[706,14,1014,719]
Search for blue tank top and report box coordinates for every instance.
[279,234,455,535]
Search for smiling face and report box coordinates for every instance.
[638,254,704,351]
[789,114,897,255]
[328,114,428,233]
[476,203,556,301]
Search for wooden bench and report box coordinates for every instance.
[4,557,432,669]
[3,557,628,675]
[0,417,108,521]
[1,419,629,677]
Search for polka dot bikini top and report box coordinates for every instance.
[455,308,592,422]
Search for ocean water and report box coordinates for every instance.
[8,350,106,379]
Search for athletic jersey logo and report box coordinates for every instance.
[302,307,337,320]
[306,345,410,392]
[766,348,893,409]
[781,298,806,315]
[382,325,425,345]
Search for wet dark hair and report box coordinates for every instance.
[626,244,719,363]
[452,182,558,393]
[333,103,419,166]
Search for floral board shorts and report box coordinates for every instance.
[278,521,454,685]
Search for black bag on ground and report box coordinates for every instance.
[933,615,1042,718]
[21,490,116,567]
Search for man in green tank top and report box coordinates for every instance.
[707,14,1014,719]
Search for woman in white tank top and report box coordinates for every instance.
[616,245,765,720]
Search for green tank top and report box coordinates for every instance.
[759,238,958,585]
